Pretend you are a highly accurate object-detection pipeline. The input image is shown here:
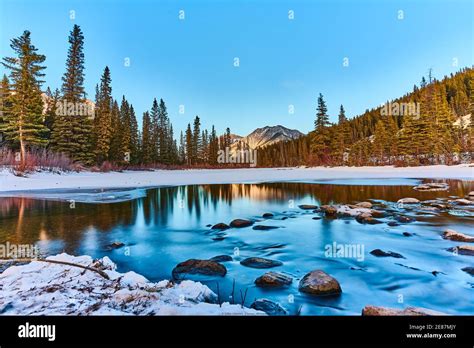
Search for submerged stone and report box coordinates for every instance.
[240,257,283,269]
[250,299,287,316]
[255,271,292,288]
[298,270,342,296]
[172,259,227,279]
[229,219,253,228]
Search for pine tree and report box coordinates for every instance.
[178,130,186,163]
[52,25,93,164]
[109,100,122,162]
[1,31,48,163]
[94,66,113,163]
[129,105,139,164]
[192,116,201,163]
[158,98,169,163]
[119,96,131,164]
[149,98,159,163]
[141,111,152,164]
[43,87,60,141]
[208,125,218,165]
[311,93,330,163]
[338,104,347,124]
[0,75,11,144]
[185,123,193,165]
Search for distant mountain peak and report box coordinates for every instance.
[235,125,303,149]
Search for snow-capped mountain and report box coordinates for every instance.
[235,125,304,149]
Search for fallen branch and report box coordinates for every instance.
[0,258,110,280]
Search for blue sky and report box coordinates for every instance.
[1,0,472,136]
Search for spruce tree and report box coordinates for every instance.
[1,31,48,163]
[94,66,113,163]
[192,116,201,163]
[141,111,152,164]
[185,123,193,165]
[52,24,93,164]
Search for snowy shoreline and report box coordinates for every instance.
[1,164,473,193]
[0,253,264,315]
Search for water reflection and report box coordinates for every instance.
[0,180,473,315]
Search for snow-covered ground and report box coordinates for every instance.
[0,253,264,315]
[1,165,472,193]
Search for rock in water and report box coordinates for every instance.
[255,272,292,288]
[394,215,415,223]
[355,201,373,208]
[370,249,405,259]
[362,305,446,316]
[355,213,383,224]
[298,204,318,210]
[252,225,279,231]
[240,257,283,269]
[320,205,337,217]
[107,241,125,249]
[208,255,233,262]
[397,198,420,204]
[442,229,474,242]
[413,183,449,191]
[172,259,227,279]
[450,198,473,206]
[229,219,253,228]
[211,223,230,230]
[298,270,342,296]
[461,267,474,276]
[447,245,474,256]
[250,299,287,316]
[262,213,274,218]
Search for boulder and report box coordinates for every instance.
[394,215,415,223]
[448,245,474,256]
[402,232,413,237]
[321,205,338,217]
[252,225,279,231]
[355,202,373,209]
[397,198,420,205]
[240,257,283,269]
[262,213,274,218]
[370,249,405,259]
[250,299,287,316]
[450,198,473,206]
[356,213,383,224]
[413,183,449,191]
[298,270,342,296]
[298,204,318,210]
[442,229,474,242]
[461,267,474,276]
[172,259,227,279]
[362,305,446,316]
[107,241,124,249]
[255,272,292,288]
[229,219,253,228]
[211,223,230,230]
[208,255,233,262]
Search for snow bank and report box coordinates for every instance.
[0,253,264,316]
[0,164,472,193]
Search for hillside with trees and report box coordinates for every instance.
[0,26,472,172]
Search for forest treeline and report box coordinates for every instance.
[0,26,234,171]
[259,68,474,167]
[0,25,473,171]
